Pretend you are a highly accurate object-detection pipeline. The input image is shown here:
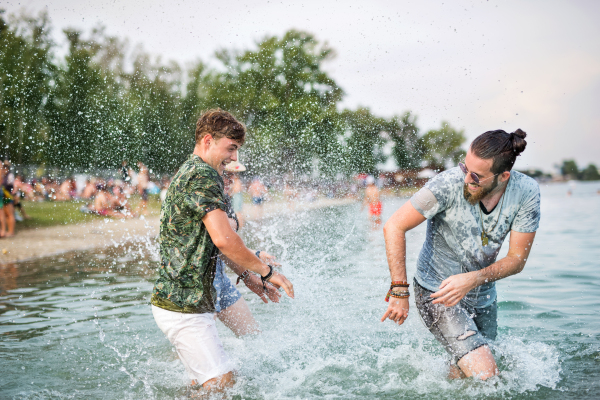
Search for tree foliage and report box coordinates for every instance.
[1,12,470,177]
[420,122,466,171]
[560,159,579,177]
[0,10,55,165]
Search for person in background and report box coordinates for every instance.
[111,181,133,217]
[225,161,246,229]
[135,161,149,217]
[91,182,131,219]
[80,179,97,200]
[12,175,31,220]
[214,167,282,336]
[1,161,15,237]
[0,165,6,238]
[55,178,73,201]
[248,177,267,219]
[121,160,130,184]
[382,129,539,380]
[362,175,382,225]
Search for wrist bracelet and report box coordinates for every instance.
[261,265,274,290]
[236,270,250,285]
[255,250,261,258]
[385,288,410,302]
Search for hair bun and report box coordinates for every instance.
[510,129,527,155]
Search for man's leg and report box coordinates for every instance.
[152,306,234,391]
[414,281,496,380]
[456,300,498,379]
[457,345,498,380]
[217,297,260,336]
[4,203,15,236]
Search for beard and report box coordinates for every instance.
[463,176,499,205]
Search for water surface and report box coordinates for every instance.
[1,182,599,399]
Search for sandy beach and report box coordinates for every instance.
[0,196,357,264]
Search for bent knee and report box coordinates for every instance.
[457,345,498,380]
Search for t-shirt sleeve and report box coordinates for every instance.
[410,171,454,219]
[182,173,227,219]
[410,187,441,219]
[511,181,541,233]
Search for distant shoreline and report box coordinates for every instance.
[0,196,357,264]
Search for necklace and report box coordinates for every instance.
[478,193,505,246]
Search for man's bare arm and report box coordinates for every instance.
[381,201,426,324]
[431,230,536,307]
[383,201,427,281]
[203,209,294,298]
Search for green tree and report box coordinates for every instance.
[560,160,579,178]
[0,11,55,165]
[202,30,344,176]
[340,108,387,175]
[420,121,466,171]
[580,164,600,181]
[46,28,125,170]
[122,51,187,173]
[388,111,422,170]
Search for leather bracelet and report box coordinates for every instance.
[236,270,250,285]
[261,265,274,290]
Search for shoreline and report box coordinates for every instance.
[0,196,358,264]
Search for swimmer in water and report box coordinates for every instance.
[382,129,540,380]
[363,175,382,224]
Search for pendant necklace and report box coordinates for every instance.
[479,193,505,247]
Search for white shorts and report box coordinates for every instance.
[152,305,233,384]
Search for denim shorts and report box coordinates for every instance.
[213,258,242,313]
[414,279,497,363]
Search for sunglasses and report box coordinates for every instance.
[459,162,499,184]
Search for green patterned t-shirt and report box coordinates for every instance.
[151,154,227,313]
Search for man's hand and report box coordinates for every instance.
[381,297,409,325]
[430,272,477,307]
[243,273,281,303]
[266,271,294,299]
[258,251,281,267]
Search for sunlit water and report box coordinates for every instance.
[1,182,599,399]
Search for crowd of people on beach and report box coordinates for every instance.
[0,160,169,239]
[0,153,387,241]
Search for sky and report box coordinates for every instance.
[5,0,600,172]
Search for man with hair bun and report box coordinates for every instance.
[381,129,539,380]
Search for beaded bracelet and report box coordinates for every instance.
[385,288,410,302]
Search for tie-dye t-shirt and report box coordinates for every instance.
[410,168,540,308]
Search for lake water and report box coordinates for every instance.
[1,181,599,399]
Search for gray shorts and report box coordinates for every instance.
[414,280,497,363]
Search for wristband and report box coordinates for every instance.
[260,265,274,290]
[236,270,250,285]
[385,288,410,302]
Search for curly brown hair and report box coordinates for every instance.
[195,108,246,145]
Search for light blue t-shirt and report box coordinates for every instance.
[410,168,540,308]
